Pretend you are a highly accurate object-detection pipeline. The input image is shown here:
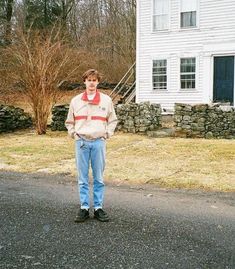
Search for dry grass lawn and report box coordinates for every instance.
[0,130,235,191]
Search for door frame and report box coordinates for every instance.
[211,54,235,106]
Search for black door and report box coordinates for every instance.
[213,56,234,105]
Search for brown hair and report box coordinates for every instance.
[82,69,101,82]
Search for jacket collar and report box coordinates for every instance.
[82,90,100,105]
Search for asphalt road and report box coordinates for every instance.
[0,171,235,269]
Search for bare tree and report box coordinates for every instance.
[2,0,137,85]
[67,0,136,81]
[5,28,83,134]
[0,0,14,45]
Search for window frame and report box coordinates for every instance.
[152,58,169,91]
[179,0,199,29]
[180,57,197,90]
[152,0,170,32]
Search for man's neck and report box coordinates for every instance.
[86,89,97,95]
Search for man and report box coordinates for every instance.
[65,69,118,222]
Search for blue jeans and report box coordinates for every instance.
[75,138,106,210]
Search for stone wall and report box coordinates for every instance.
[51,102,162,133]
[51,105,69,131]
[0,105,32,133]
[116,102,162,133]
[174,103,235,139]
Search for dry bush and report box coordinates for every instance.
[4,28,84,134]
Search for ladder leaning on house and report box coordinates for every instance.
[109,62,136,104]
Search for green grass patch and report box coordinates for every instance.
[0,130,235,191]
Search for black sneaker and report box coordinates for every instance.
[74,209,89,223]
[94,209,109,222]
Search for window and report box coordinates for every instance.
[153,59,167,90]
[153,0,169,31]
[180,58,196,89]
[180,0,197,28]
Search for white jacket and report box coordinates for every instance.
[65,90,118,140]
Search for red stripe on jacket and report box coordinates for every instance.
[74,116,87,120]
[91,116,108,122]
[74,115,108,122]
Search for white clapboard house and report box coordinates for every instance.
[135,0,235,113]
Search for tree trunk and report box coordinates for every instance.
[4,0,14,45]
[32,94,52,135]
[44,0,48,28]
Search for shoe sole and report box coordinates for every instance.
[74,215,89,223]
[94,216,109,222]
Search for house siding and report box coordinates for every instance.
[136,0,235,111]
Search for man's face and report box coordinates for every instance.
[84,75,99,94]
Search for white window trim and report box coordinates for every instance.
[151,0,170,33]
[178,55,199,92]
[179,0,200,31]
[150,56,170,92]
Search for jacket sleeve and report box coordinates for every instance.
[65,100,76,138]
[106,100,118,138]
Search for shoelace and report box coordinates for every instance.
[96,209,106,216]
